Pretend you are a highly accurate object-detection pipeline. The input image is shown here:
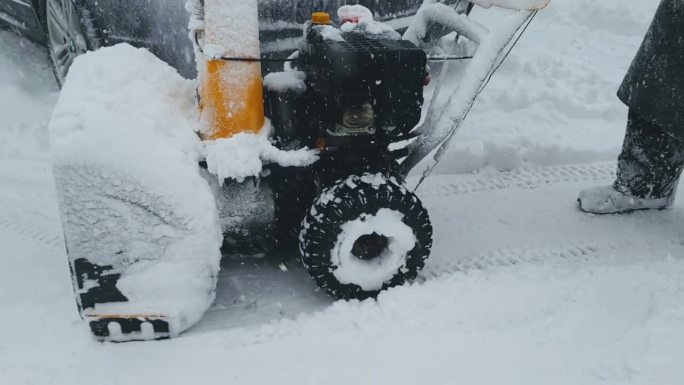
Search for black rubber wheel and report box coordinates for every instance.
[45,0,100,87]
[299,173,433,300]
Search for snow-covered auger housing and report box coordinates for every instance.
[49,0,549,342]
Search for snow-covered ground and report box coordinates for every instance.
[2,1,684,384]
[436,0,657,173]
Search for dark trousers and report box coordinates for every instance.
[614,110,684,199]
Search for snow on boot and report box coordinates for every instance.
[577,185,673,215]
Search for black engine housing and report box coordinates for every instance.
[267,24,427,152]
[265,23,427,247]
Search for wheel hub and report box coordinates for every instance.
[351,233,389,261]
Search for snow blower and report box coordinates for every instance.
[49,0,550,342]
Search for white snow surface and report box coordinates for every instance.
[2,0,684,383]
[430,1,657,174]
[0,31,58,160]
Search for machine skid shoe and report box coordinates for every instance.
[85,313,176,342]
[74,259,179,342]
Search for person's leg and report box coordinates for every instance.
[578,110,684,214]
[614,111,684,199]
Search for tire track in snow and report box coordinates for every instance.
[0,191,63,250]
[420,239,684,280]
[417,162,616,198]
[0,161,632,263]
[413,161,683,279]
[421,243,602,279]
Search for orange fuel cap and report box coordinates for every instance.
[311,12,331,25]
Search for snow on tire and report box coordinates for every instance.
[299,173,433,300]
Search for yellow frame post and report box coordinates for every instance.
[199,0,265,140]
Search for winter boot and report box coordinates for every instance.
[579,110,684,214]
[578,185,674,214]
